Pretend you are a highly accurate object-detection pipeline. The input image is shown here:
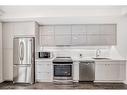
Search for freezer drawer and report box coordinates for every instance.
[13,65,34,84]
[79,62,95,81]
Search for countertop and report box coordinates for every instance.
[35,57,126,62]
[35,58,54,62]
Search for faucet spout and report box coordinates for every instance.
[96,49,101,57]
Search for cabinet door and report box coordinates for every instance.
[72,35,87,45]
[99,35,116,45]
[36,62,52,73]
[119,63,126,80]
[100,24,116,35]
[35,61,53,82]
[39,25,54,36]
[108,63,120,80]
[86,24,100,34]
[55,35,71,45]
[54,25,71,35]
[2,23,14,49]
[13,22,35,36]
[40,36,55,46]
[72,25,86,34]
[73,62,79,82]
[95,61,125,81]
[36,72,52,82]
[87,35,100,45]
[95,63,107,80]
[3,49,13,80]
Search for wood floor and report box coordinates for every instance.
[0,81,127,89]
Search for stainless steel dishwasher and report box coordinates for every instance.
[79,61,95,81]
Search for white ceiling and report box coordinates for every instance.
[0,6,127,24]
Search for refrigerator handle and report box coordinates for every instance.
[20,41,24,61]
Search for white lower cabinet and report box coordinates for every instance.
[35,61,53,82]
[73,62,79,82]
[95,61,126,82]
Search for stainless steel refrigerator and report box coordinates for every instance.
[13,37,35,84]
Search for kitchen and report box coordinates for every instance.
[0,6,127,89]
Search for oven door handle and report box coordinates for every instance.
[53,64,73,65]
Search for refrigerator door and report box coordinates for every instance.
[13,65,34,83]
[13,37,34,65]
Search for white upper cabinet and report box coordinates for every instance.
[72,35,87,45]
[86,35,100,45]
[54,25,71,35]
[86,24,116,45]
[39,25,54,36]
[100,24,116,35]
[71,25,87,45]
[72,25,86,34]
[54,25,71,45]
[55,35,71,45]
[40,36,55,46]
[13,22,36,36]
[39,25,55,46]
[86,24,100,34]
[39,24,116,46]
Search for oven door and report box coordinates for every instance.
[53,64,72,80]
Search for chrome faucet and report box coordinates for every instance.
[96,49,101,57]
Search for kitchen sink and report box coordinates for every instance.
[92,57,111,60]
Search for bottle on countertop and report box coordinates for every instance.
[79,53,83,58]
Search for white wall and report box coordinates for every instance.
[0,22,3,82]
[106,16,127,83]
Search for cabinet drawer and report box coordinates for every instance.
[36,64,52,73]
[36,72,52,82]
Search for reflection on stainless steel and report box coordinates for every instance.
[13,37,35,84]
[79,61,95,81]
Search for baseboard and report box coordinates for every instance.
[94,81,124,83]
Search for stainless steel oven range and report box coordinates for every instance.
[53,57,73,83]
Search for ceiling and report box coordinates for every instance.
[0,6,127,24]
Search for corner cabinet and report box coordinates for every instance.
[35,61,53,82]
[95,60,126,82]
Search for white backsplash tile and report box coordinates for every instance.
[37,46,110,59]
